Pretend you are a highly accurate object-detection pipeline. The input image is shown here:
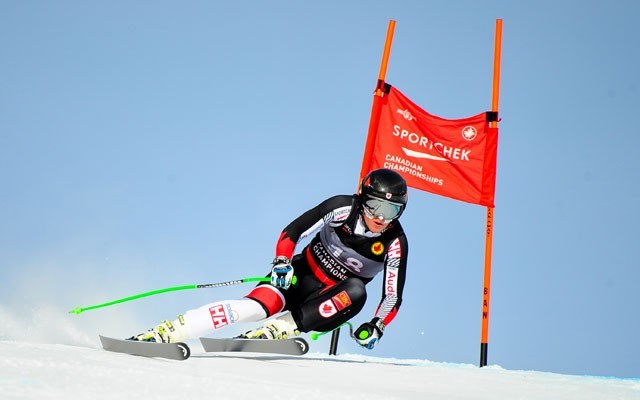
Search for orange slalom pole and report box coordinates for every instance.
[490,19,503,128]
[376,20,396,95]
[358,20,396,181]
[480,18,503,368]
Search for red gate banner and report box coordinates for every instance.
[366,86,498,207]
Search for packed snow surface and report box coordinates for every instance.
[2,340,638,400]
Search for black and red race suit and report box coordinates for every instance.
[246,195,409,333]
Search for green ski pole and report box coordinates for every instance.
[310,321,355,340]
[68,276,272,315]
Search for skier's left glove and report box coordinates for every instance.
[354,317,385,349]
[270,256,294,290]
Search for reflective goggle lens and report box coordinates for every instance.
[363,196,402,221]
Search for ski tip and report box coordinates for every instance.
[68,307,83,315]
[177,342,191,359]
[295,338,309,355]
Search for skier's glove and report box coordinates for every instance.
[354,318,385,350]
[270,256,294,290]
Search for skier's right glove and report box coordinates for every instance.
[354,318,385,349]
[270,256,294,290]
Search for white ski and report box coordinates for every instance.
[199,337,309,356]
[99,335,191,360]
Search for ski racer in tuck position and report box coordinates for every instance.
[131,168,410,350]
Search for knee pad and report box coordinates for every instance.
[292,278,367,333]
[245,285,286,317]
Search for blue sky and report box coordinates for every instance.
[1,1,638,378]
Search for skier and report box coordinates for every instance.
[131,168,409,350]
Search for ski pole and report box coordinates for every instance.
[68,276,272,315]
[310,321,355,340]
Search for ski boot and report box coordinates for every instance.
[129,315,188,343]
[240,312,300,340]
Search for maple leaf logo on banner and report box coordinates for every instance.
[368,86,499,207]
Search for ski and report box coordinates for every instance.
[99,335,191,361]
[199,337,309,356]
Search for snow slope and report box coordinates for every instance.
[0,305,638,399]
[2,340,638,400]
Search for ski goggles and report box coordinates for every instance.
[362,196,403,221]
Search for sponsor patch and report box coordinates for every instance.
[318,299,338,318]
[386,270,398,295]
[331,290,352,311]
[371,241,385,256]
[209,303,229,329]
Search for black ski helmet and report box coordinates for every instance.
[359,168,408,218]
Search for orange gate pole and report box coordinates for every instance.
[480,18,503,368]
[358,19,396,181]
